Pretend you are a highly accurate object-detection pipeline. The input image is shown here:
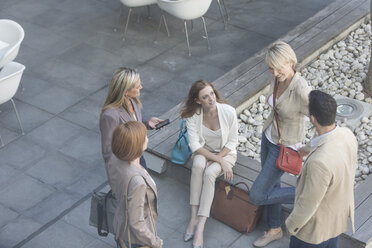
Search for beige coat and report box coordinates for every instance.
[107,156,161,248]
[100,99,148,166]
[285,127,358,244]
[263,73,312,146]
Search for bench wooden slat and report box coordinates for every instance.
[352,213,372,243]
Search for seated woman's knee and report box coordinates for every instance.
[192,161,205,172]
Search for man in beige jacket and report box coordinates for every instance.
[285,90,358,248]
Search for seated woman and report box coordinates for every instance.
[107,121,163,248]
[100,67,163,172]
[181,80,238,248]
[249,41,312,247]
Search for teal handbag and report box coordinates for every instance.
[171,120,192,165]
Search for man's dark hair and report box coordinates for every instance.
[309,90,337,126]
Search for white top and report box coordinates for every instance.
[265,94,302,151]
[186,103,238,155]
[202,125,222,153]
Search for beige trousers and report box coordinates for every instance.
[190,153,236,217]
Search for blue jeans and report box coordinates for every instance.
[250,134,295,228]
[120,240,142,248]
[290,236,339,248]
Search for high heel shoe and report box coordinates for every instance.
[183,233,194,242]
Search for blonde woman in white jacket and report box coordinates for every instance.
[181,80,238,248]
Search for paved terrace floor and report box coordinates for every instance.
[0,0,334,247]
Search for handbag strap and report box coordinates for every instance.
[179,119,186,131]
[272,77,282,144]
[125,175,157,248]
[233,182,251,193]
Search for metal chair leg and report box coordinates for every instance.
[20,81,25,91]
[10,99,24,135]
[184,20,191,56]
[123,8,132,41]
[201,16,210,50]
[216,0,227,29]
[0,134,4,147]
[114,4,124,32]
[221,0,229,20]
[162,14,170,37]
[155,13,170,42]
[147,5,151,19]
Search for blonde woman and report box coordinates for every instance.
[249,41,312,247]
[108,121,163,248]
[100,67,162,172]
[182,80,238,248]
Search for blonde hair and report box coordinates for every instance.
[111,121,147,162]
[101,67,141,115]
[265,41,297,70]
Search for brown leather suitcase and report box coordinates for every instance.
[211,181,262,233]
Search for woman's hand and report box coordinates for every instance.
[298,146,309,157]
[148,117,163,129]
[220,158,233,181]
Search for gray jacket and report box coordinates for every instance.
[99,99,149,166]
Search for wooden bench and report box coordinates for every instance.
[146,0,370,246]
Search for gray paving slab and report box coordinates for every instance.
[0,173,55,212]
[20,85,85,115]
[0,204,19,230]
[27,117,86,149]
[30,58,108,94]
[65,166,107,196]
[0,126,19,147]
[25,151,92,190]
[59,98,102,132]
[23,190,81,225]
[0,99,53,133]
[0,136,47,170]
[0,164,19,189]
[0,216,43,248]
[22,220,95,248]
[59,129,103,166]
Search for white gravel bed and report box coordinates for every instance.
[237,21,372,186]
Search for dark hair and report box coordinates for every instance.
[181,80,226,118]
[309,90,337,126]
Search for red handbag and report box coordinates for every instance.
[273,78,302,175]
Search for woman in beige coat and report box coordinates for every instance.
[107,121,163,248]
[249,41,312,247]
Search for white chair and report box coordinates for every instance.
[0,19,25,91]
[0,62,26,147]
[118,0,158,40]
[157,0,212,56]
